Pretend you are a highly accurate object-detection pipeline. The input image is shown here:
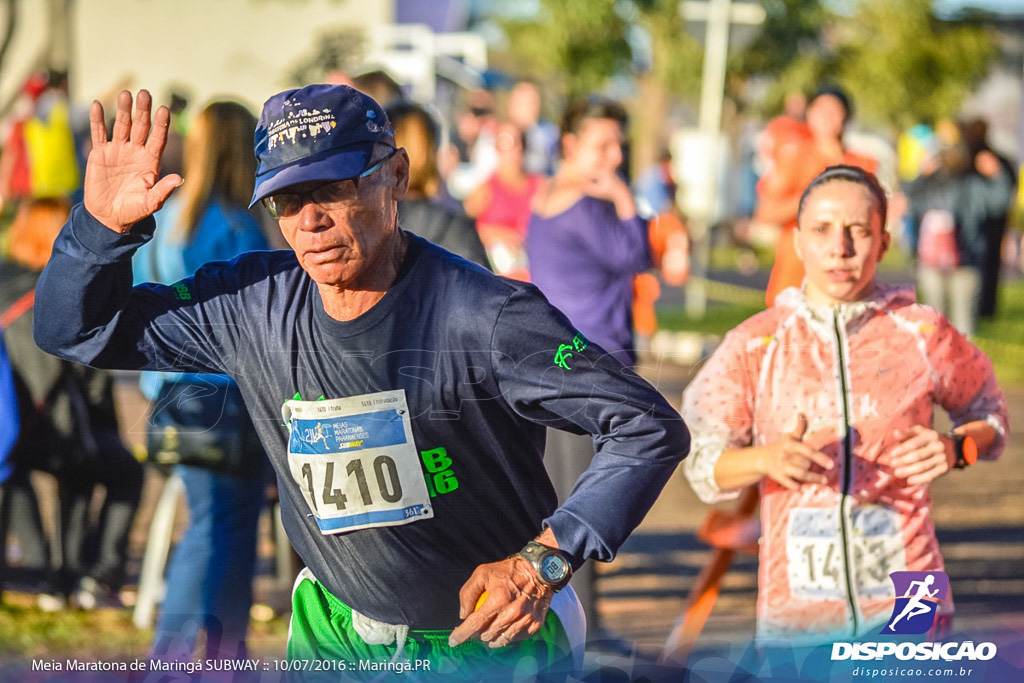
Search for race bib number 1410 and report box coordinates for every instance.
[282,390,433,535]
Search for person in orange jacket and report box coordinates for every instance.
[755,87,877,307]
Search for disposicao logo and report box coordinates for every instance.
[881,570,949,635]
[831,570,998,663]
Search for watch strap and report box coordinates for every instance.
[515,541,573,591]
[949,432,978,469]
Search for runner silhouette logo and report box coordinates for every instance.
[881,571,950,635]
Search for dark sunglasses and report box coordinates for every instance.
[262,148,398,219]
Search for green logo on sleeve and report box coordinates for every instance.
[172,282,192,301]
[421,447,459,497]
[554,332,590,370]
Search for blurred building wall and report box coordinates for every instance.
[1,0,394,112]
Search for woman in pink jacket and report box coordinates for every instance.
[682,165,1008,645]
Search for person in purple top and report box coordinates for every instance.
[526,97,651,368]
[525,96,652,637]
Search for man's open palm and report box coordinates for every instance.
[85,89,182,233]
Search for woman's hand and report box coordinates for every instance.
[585,172,637,219]
[758,413,834,490]
[889,426,953,485]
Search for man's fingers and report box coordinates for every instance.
[130,89,153,147]
[488,615,534,649]
[111,90,133,143]
[89,100,108,149]
[145,103,173,158]
[146,174,184,213]
[448,613,483,648]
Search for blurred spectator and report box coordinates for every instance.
[351,69,405,108]
[160,89,191,180]
[961,118,1017,320]
[446,88,499,200]
[897,123,937,184]
[464,122,540,279]
[633,147,679,218]
[506,80,559,176]
[904,132,1015,337]
[386,102,491,269]
[756,86,877,307]
[756,92,810,184]
[134,101,269,662]
[1,199,142,611]
[0,70,82,250]
[526,96,652,636]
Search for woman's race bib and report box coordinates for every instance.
[282,390,434,535]
[786,505,906,600]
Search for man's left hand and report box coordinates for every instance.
[448,556,553,648]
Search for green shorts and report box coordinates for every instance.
[286,568,583,681]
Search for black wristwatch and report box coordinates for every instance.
[515,541,573,591]
[949,432,978,469]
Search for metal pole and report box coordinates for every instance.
[686,0,730,317]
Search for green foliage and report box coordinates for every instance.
[498,0,632,99]
[733,0,830,79]
[733,0,995,131]
[630,0,703,98]
[732,0,997,129]
[835,0,996,131]
[975,280,1024,384]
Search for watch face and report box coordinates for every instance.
[540,554,570,583]
[962,435,978,466]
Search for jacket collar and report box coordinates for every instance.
[776,283,916,333]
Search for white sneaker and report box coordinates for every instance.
[73,576,122,610]
[36,592,67,612]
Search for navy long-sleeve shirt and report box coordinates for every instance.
[35,204,688,628]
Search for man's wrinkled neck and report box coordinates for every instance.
[318,229,408,322]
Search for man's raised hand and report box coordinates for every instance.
[84,90,183,233]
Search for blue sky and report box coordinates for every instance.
[936,0,1024,16]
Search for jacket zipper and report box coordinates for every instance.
[832,307,860,636]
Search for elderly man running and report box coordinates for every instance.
[34,86,689,680]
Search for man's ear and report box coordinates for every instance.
[391,148,411,201]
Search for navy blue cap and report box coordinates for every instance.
[250,84,395,207]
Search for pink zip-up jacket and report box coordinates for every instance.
[682,284,1008,645]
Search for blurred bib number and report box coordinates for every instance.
[282,390,433,535]
[786,506,905,600]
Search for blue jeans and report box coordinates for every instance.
[151,465,265,660]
